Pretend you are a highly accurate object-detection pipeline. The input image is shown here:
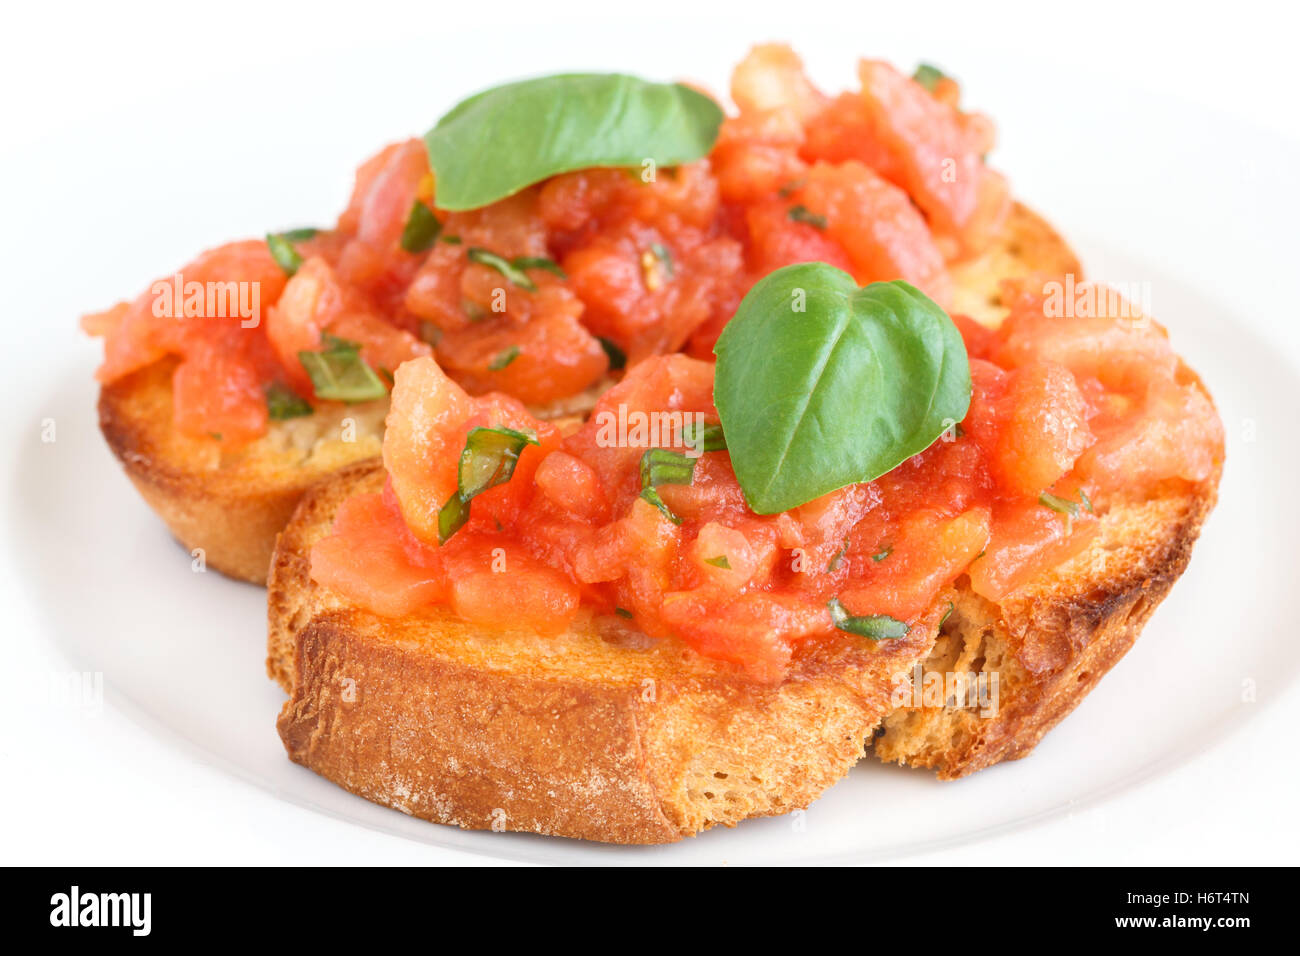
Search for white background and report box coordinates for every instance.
[2,0,1297,865]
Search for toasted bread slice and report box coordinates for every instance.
[96,203,1075,586]
[874,463,1220,778]
[99,358,388,583]
[268,461,945,844]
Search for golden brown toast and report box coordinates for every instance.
[98,358,387,583]
[873,472,1220,778]
[96,203,1075,586]
[268,461,945,844]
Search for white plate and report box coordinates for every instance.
[5,14,1299,864]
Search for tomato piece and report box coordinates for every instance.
[744,200,855,277]
[794,161,951,305]
[985,363,1093,498]
[382,356,476,544]
[969,496,1098,600]
[442,541,579,636]
[310,492,444,617]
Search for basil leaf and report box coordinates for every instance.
[1038,491,1080,517]
[511,256,566,279]
[704,555,731,569]
[267,233,305,276]
[297,338,388,404]
[912,64,947,92]
[638,447,696,524]
[279,227,320,242]
[437,426,539,544]
[425,73,724,211]
[714,268,971,514]
[466,248,537,291]
[400,201,441,253]
[827,598,909,641]
[266,383,313,421]
[787,205,827,229]
[488,346,520,371]
[872,545,893,563]
[597,337,627,370]
[681,422,726,453]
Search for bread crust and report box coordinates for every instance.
[270,463,941,843]
[98,359,386,583]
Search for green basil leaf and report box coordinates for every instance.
[1038,491,1080,517]
[266,383,313,420]
[872,545,893,563]
[787,205,827,229]
[704,555,731,569]
[638,447,696,524]
[488,346,520,371]
[437,493,470,544]
[912,63,947,92]
[714,268,971,514]
[279,227,320,242]
[511,256,567,279]
[424,74,724,211]
[827,598,909,641]
[459,426,539,499]
[639,487,681,525]
[597,337,627,370]
[400,201,441,253]
[680,422,726,453]
[466,247,537,291]
[297,338,388,404]
[266,232,305,276]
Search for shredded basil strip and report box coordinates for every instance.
[267,232,305,276]
[681,422,726,453]
[939,601,955,628]
[511,256,567,279]
[787,205,828,229]
[400,201,442,253]
[650,242,675,276]
[437,426,539,543]
[297,335,388,404]
[266,383,313,420]
[466,248,538,291]
[615,607,634,619]
[827,598,909,641]
[279,227,320,242]
[598,337,627,370]
[638,447,697,524]
[1039,491,1081,517]
[872,545,893,563]
[912,63,946,92]
[489,346,520,371]
[704,555,731,569]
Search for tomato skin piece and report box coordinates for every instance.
[794,161,952,306]
[310,492,445,617]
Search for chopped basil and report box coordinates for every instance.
[680,422,726,453]
[1039,491,1081,517]
[638,447,697,524]
[462,300,487,322]
[267,232,305,276]
[872,545,893,563]
[400,201,441,253]
[1080,489,1094,513]
[279,227,320,242]
[466,248,537,291]
[511,256,567,279]
[597,336,627,370]
[649,242,674,277]
[912,63,946,92]
[437,426,540,543]
[266,383,313,420]
[827,598,909,641]
[777,178,806,198]
[615,607,634,619]
[441,234,463,245]
[489,346,520,371]
[787,205,828,230]
[939,600,955,628]
[704,555,731,569]
[297,335,388,404]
